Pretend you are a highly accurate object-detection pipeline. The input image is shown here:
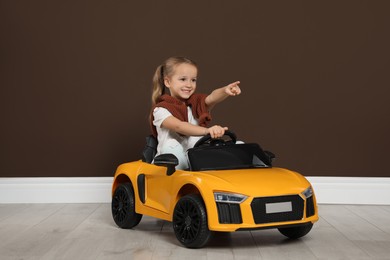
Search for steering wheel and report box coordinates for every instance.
[194,130,237,148]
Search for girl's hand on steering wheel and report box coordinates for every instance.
[207,125,228,139]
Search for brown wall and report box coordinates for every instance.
[1,1,389,177]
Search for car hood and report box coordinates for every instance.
[195,167,310,197]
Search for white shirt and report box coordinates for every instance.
[153,106,202,156]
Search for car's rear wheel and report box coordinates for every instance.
[173,194,212,248]
[112,183,142,229]
[278,223,313,239]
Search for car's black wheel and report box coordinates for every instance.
[278,223,313,239]
[111,183,142,229]
[173,194,212,248]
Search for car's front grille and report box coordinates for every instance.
[251,195,304,224]
[216,202,242,224]
[306,196,315,217]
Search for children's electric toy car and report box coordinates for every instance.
[111,131,318,248]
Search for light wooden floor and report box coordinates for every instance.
[1,204,390,259]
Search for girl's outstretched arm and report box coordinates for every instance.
[162,116,228,138]
[205,81,241,110]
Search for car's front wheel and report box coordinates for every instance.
[173,194,212,248]
[111,183,142,229]
[278,223,313,239]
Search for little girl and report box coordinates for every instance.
[151,56,241,169]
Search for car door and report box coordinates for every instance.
[137,163,174,214]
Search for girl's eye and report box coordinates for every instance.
[180,78,186,81]
[192,79,197,82]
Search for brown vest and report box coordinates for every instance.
[150,93,212,137]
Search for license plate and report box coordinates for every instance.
[265,201,292,214]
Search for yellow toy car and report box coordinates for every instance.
[111,131,318,248]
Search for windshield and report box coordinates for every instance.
[187,143,272,171]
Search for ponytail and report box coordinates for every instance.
[152,65,165,105]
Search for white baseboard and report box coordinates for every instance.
[307,177,390,205]
[0,177,113,204]
[0,177,390,205]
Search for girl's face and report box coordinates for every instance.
[164,63,197,101]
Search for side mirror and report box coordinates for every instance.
[264,150,276,163]
[154,154,179,176]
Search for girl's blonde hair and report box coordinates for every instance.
[151,56,198,105]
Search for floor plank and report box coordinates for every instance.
[0,204,65,247]
[1,204,390,259]
[346,205,390,235]
[0,204,27,221]
[320,205,390,242]
[0,204,99,259]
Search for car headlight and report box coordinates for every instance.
[214,192,247,204]
[302,186,313,199]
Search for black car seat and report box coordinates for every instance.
[142,135,158,163]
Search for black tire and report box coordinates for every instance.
[278,223,313,239]
[173,194,212,248]
[111,183,142,229]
